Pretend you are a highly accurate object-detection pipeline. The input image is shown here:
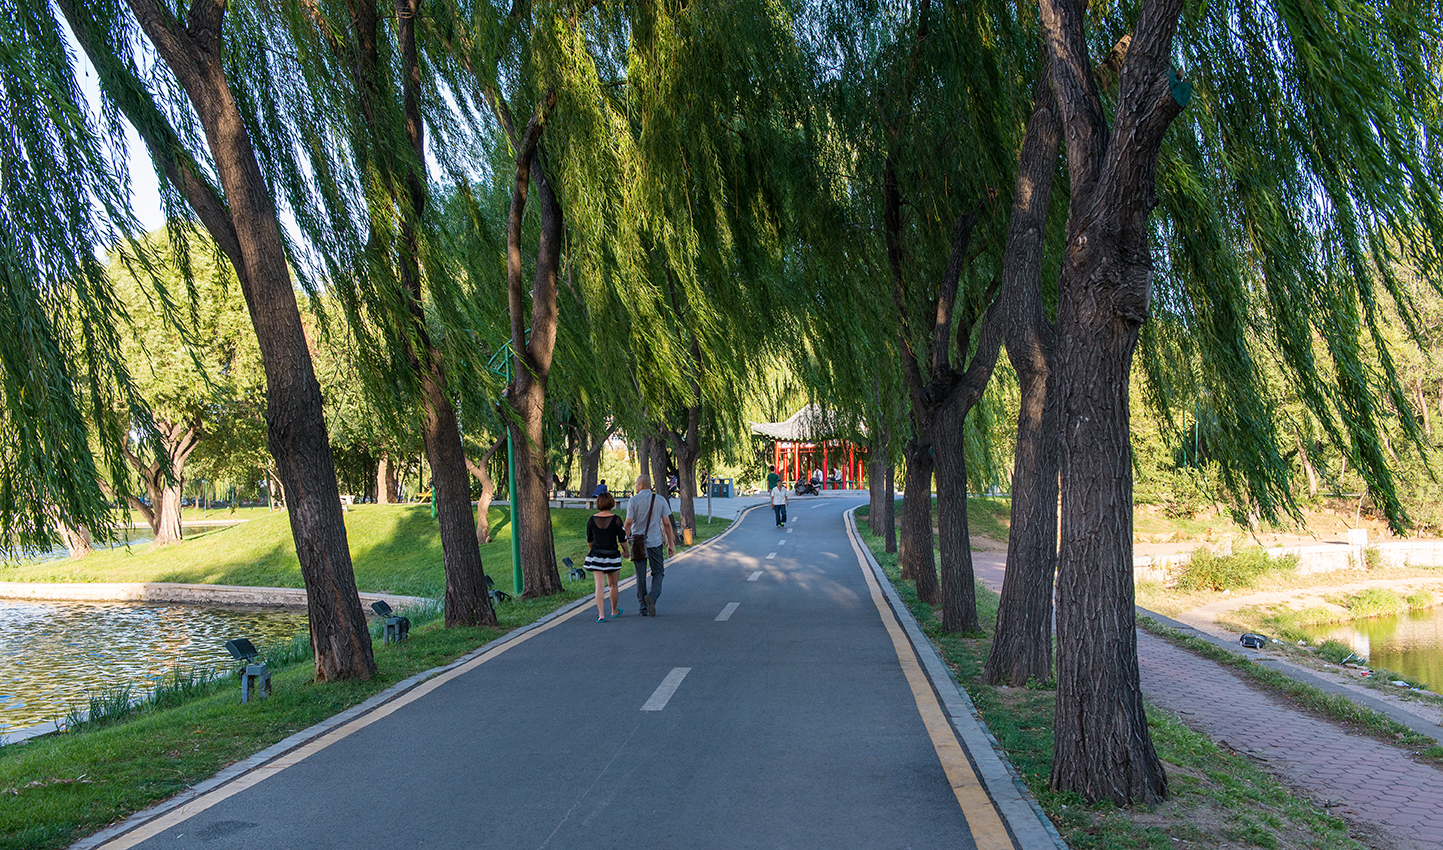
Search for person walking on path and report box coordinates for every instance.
[624,474,674,617]
[770,480,789,527]
[584,492,626,621]
[766,465,780,492]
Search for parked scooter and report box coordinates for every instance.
[794,479,818,496]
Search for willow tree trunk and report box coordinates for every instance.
[934,402,979,633]
[669,403,701,533]
[986,72,1062,687]
[466,438,506,544]
[986,365,1058,685]
[580,431,607,497]
[649,435,669,497]
[885,462,897,553]
[867,448,885,536]
[92,0,376,681]
[504,102,563,597]
[376,455,397,504]
[900,436,938,604]
[54,517,94,558]
[1043,0,1184,804]
[394,0,494,628]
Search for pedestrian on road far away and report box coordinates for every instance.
[624,474,675,617]
[771,481,789,527]
[584,492,627,621]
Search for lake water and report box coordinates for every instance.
[1303,606,1443,692]
[0,600,308,734]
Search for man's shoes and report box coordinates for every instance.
[644,594,657,617]
[637,605,649,616]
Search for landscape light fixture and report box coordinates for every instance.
[371,600,411,645]
[223,637,271,704]
[564,557,586,582]
[484,574,511,604]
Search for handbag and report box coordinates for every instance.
[629,493,658,561]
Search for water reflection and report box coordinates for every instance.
[1304,606,1443,692]
[0,600,307,733]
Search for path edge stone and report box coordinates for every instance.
[844,509,1068,850]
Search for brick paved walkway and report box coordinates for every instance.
[1138,630,1443,850]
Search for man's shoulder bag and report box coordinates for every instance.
[629,493,658,562]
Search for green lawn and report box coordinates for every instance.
[1,505,732,597]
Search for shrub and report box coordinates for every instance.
[1172,547,1297,592]
[1405,591,1435,610]
[1348,587,1405,617]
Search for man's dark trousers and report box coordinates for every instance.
[635,545,664,607]
[773,503,787,525]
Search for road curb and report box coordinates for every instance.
[68,513,749,850]
[844,509,1068,850]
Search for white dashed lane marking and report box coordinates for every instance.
[766,552,777,559]
[748,571,763,581]
[641,667,691,711]
[715,603,740,621]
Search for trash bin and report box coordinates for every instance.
[709,478,733,498]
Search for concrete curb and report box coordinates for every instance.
[65,513,747,850]
[844,509,1068,850]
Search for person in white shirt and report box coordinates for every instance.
[770,482,790,527]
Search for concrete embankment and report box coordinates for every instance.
[0,581,431,610]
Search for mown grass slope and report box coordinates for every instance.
[2,505,732,597]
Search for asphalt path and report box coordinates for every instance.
[95,497,997,850]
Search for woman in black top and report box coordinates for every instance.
[585,492,627,621]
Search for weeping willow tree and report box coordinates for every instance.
[1028,0,1443,804]
[0,1,159,555]
[794,0,1029,633]
[46,0,376,680]
[223,0,500,626]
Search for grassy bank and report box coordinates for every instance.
[854,522,1375,850]
[0,504,731,597]
[0,508,732,850]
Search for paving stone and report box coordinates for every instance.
[1138,630,1443,849]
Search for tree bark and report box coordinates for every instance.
[885,461,897,553]
[579,424,615,497]
[52,514,94,558]
[121,418,198,546]
[1042,0,1186,804]
[986,72,1063,688]
[867,439,886,535]
[376,454,397,504]
[502,96,563,598]
[466,437,506,544]
[79,0,376,680]
[899,436,938,603]
[387,0,494,627]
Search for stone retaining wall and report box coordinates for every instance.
[1135,540,1443,586]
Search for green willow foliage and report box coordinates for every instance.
[0,1,161,552]
[1140,0,1443,530]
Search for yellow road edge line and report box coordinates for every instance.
[846,518,1016,850]
[92,504,765,849]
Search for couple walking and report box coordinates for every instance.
[585,475,677,621]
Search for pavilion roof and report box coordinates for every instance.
[750,404,864,442]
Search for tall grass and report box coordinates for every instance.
[1173,547,1298,591]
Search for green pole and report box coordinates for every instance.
[507,348,522,595]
